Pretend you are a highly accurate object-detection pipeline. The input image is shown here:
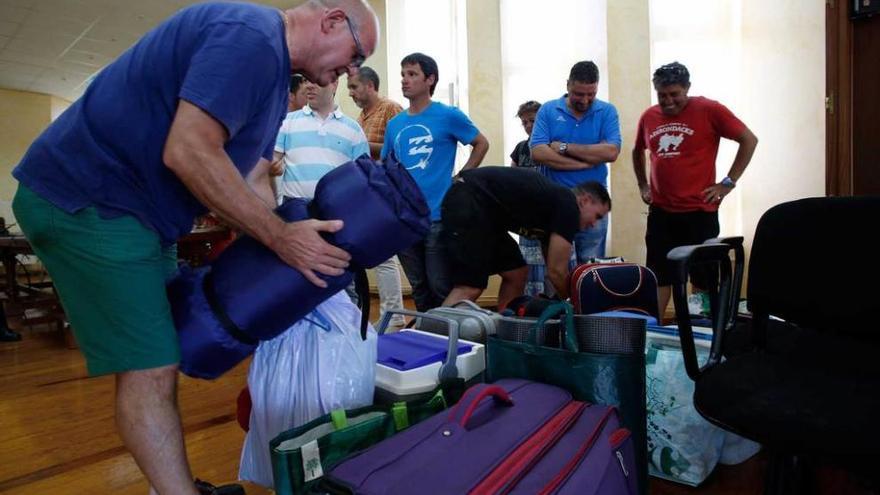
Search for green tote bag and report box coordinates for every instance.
[269,390,447,495]
[486,301,648,494]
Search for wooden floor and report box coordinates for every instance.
[0,299,872,494]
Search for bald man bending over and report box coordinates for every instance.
[11,1,378,493]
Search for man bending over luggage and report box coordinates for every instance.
[440,166,610,309]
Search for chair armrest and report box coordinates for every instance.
[667,243,735,381]
[704,236,745,331]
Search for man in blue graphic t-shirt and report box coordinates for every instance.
[10,2,379,493]
[382,52,489,312]
[531,61,621,269]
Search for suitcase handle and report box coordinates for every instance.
[451,299,485,312]
[377,309,462,381]
[448,384,513,429]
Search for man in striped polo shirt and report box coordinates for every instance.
[274,79,369,308]
[275,79,370,201]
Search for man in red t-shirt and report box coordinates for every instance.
[633,62,758,316]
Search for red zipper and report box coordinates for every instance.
[608,428,630,449]
[468,401,587,495]
[537,407,616,495]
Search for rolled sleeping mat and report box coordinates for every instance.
[167,265,258,379]
[169,157,430,378]
[313,154,431,268]
[170,199,352,379]
[209,198,353,341]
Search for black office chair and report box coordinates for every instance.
[667,196,880,494]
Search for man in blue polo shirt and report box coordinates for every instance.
[531,61,621,271]
[10,1,379,493]
[382,52,490,312]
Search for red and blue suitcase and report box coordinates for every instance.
[569,263,659,319]
[322,379,639,494]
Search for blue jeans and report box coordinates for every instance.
[519,236,546,297]
[397,222,451,312]
[573,215,608,264]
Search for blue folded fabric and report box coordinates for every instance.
[377,332,473,371]
[313,154,430,268]
[169,156,430,379]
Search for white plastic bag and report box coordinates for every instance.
[238,290,377,487]
[645,329,760,486]
[646,334,725,486]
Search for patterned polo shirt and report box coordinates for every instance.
[275,104,369,199]
[357,97,403,158]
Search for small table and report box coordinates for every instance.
[0,235,49,305]
[0,235,67,334]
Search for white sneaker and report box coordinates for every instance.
[687,294,704,315]
[687,293,711,316]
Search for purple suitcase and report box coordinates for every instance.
[323,379,639,495]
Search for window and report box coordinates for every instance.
[385,0,468,111]
[500,0,608,162]
[385,0,470,169]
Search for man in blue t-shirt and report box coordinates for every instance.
[381,52,489,312]
[531,61,621,268]
[10,2,379,493]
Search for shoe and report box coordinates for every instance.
[690,292,711,317]
[687,293,710,317]
[0,327,22,342]
[194,478,245,495]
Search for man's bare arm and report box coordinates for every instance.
[632,146,651,204]
[461,132,489,171]
[246,158,277,208]
[546,233,573,299]
[163,100,350,287]
[701,127,759,203]
[725,127,758,182]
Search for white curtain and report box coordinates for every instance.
[384,0,468,112]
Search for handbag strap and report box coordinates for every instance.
[202,271,258,346]
[530,301,578,351]
[354,268,370,340]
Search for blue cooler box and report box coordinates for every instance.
[375,329,485,403]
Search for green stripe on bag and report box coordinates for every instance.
[330,409,347,430]
[270,390,450,495]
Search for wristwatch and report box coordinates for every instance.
[558,142,568,155]
[721,176,736,188]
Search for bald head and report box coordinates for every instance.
[312,0,380,51]
[286,0,379,86]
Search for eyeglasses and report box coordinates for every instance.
[344,16,367,69]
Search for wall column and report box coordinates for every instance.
[606,0,652,263]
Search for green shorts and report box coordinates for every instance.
[12,184,180,375]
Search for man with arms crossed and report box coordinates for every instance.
[382,52,489,312]
[11,1,379,493]
[531,61,621,273]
